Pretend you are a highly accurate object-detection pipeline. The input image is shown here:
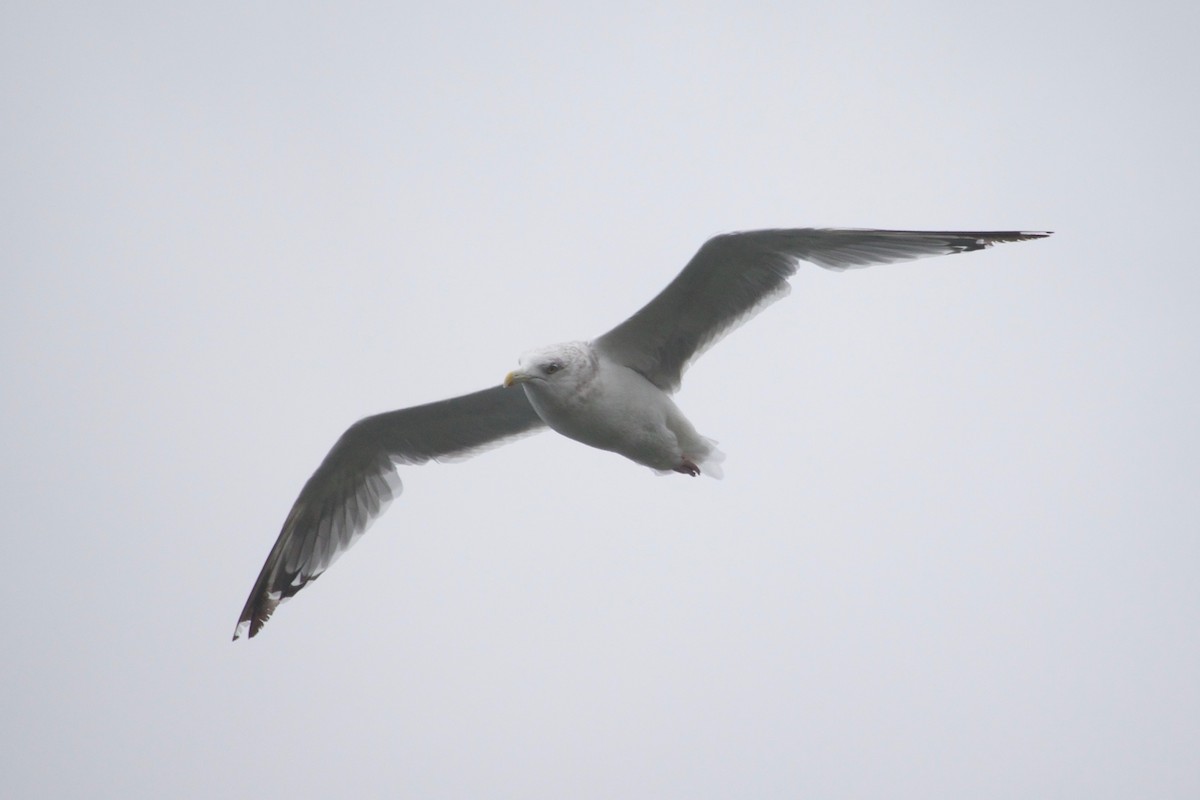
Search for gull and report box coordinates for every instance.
[234,227,1050,639]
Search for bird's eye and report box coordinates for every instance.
[545,362,562,375]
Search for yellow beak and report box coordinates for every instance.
[503,370,528,388]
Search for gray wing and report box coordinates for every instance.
[593,228,1051,393]
[234,385,544,640]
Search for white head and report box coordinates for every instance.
[503,341,598,400]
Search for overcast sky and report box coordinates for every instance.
[4,3,1198,798]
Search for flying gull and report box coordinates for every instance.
[234,227,1050,639]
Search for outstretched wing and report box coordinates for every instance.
[234,385,544,639]
[593,228,1050,393]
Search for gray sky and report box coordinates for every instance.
[4,2,1198,798]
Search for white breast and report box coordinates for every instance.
[522,355,711,472]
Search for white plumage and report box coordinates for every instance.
[505,342,724,477]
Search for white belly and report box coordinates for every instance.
[523,360,712,472]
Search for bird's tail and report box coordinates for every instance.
[697,438,725,479]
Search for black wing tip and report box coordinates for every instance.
[232,571,315,641]
[231,612,271,641]
[232,602,274,641]
[991,230,1053,241]
[232,585,288,641]
[951,230,1052,254]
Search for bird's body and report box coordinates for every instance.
[507,342,723,476]
[234,227,1051,639]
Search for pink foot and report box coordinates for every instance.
[673,457,701,477]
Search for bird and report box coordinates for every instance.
[233,227,1051,639]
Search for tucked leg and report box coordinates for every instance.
[673,457,701,477]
